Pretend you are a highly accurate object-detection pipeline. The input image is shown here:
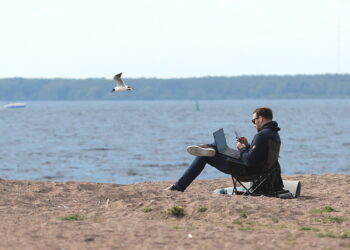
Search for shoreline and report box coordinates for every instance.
[0,174,349,249]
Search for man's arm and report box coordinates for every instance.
[237,133,268,168]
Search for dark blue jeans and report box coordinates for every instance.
[175,150,248,191]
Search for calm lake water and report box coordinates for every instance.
[0,100,349,184]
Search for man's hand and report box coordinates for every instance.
[236,141,246,150]
[237,137,249,147]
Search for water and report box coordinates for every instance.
[1,100,349,184]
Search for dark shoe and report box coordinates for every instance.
[187,145,216,157]
[164,184,184,192]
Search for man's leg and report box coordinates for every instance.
[174,153,247,191]
[206,154,247,175]
[174,156,208,191]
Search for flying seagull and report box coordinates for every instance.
[112,73,134,92]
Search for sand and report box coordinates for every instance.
[0,174,349,250]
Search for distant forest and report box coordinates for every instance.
[1,74,350,100]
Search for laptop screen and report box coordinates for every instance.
[213,128,228,152]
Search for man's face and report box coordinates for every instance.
[251,113,262,130]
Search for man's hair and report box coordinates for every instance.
[253,107,273,120]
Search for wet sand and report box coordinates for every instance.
[0,174,349,249]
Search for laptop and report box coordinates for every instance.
[213,128,241,159]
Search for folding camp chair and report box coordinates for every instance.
[213,179,301,198]
[229,166,282,196]
[226,139,288,197]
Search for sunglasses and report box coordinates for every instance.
[251,116,259,124]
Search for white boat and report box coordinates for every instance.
[3,102,26,109]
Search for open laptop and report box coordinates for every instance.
[213,128,241,159]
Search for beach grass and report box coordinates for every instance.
[168,206,185,217]
[198,206,207,213]
[317,216,346,224]
[239,210,248,218]
[300,227,320,232]
[310,206,337,214]
[60,214,84,221]
[142,207,152,213]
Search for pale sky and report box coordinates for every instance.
[0,0,349,78]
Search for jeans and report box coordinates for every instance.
[175,148,249,191]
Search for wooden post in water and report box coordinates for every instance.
[195,100,200,111]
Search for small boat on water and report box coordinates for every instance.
[3,102,26,109]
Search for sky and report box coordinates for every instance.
[0,0,349,79]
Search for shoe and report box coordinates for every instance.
[187,145,216,157]
[164,184,184,192]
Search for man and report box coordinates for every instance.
[166,107,283,193]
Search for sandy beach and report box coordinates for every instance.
[0,174,349,250]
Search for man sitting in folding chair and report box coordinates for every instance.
[166,107,284,196]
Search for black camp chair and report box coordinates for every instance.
[229,166,281,196]
[226,140,291,198]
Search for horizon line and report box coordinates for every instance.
[1,72,350,80]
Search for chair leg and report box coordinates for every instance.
[231,168,278,196]
[231,176,252,195]
[249,170,276,195]
[231,175,237,195]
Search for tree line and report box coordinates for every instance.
[0,74,350,100]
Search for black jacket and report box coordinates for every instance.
[239,121,280,171]
[239,121,284,193]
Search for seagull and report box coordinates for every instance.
[112,73,134,92]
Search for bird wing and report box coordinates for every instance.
[113,73,126,87]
